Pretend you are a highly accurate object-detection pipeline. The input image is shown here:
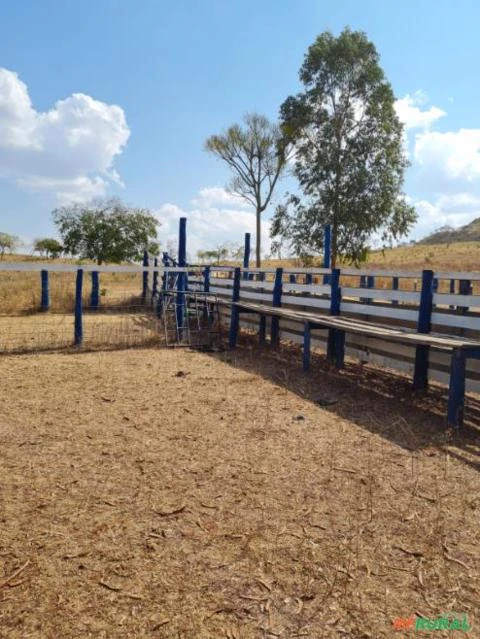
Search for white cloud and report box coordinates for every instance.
[410,194,480,241]
[0,68,130,202]
[395,90,446,130]
[391,91,480,240]
[155,187,270,260]
[414,128,480,184]
[435,192,480,212]
[191,186,249,209]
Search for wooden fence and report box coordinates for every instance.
[3,260,480,394]
[189,265,480,394]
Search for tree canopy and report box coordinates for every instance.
[52,198,159,264]
[271,28,416,265]
[0,232,20,259]
[34,238,63,259]
[205,113,290,267]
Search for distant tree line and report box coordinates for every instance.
[2,197,161,265]
[196,243,244,265]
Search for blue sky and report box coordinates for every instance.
[1,0,480,257]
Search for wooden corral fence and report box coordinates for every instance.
[190,266,480,387]
[188,264,480,428]
[3,256,480,426]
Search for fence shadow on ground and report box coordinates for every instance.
[204,334,480,474]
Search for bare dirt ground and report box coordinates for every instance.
[1,343,479,638]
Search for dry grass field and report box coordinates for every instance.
[1,344,479,638]
[263,241,480,273]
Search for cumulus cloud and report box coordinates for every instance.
[395,90,446,131]
[155,187,270,260]
[0,68,130,202]
[409,194,480,241]
[414,128,480,185]
[390,91,480,239]
[191,186,250,209]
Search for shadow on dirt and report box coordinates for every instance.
[205,333,480,474]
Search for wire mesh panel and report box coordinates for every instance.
[161,291,222,348]
[82,275,163,350]
[0,267,164,354]
[0,270,77,353]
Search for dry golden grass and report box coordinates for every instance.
[261,241,480,273]
[0,269,143,315]
[0,344,479,638]
[2,240,479,317]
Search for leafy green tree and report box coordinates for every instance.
[271,28,416,266]
[205,113,290,267]
[52,198,159,264]
[34,238,63,259]
[0,232,20,259]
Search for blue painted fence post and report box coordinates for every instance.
[360,274,367,304]
[91,271,99,309]
[202,265,210,322]
[161,251,169,296]
[74,268,83,346]
[40,270,49,311]
[447,350,466,429]
[176,217,187,339]
[243,233,251,281]
[327,268,342,364]
[392,276,399,306]
[228,267,241,348]
[323,224,331,284]
[449,278,455,310]
[366,275,375,305]
[152,257,159,301]
[303,321,311,371]
[270,267,283,347]
[459,279,472,316]
[413,269,434,390]
[203,265,210,293]
[142,250,149,303]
